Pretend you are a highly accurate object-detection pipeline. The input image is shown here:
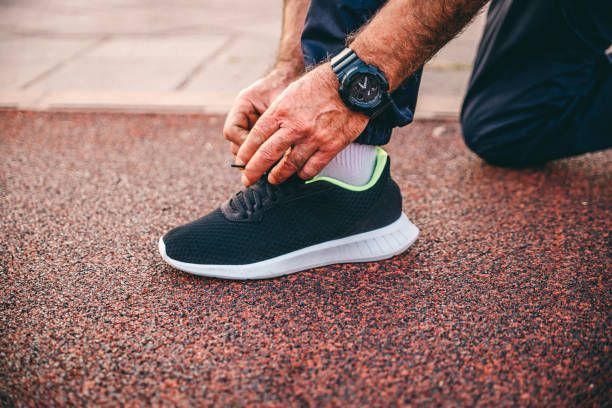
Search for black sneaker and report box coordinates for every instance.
[159,147,418,279]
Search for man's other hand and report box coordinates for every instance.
[236,63,369,186]
[223,64,301,156]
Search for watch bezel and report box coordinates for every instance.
[338,65,389,114]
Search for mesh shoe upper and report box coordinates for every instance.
[162,151,402,265]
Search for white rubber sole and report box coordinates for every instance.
[158,213,419,280]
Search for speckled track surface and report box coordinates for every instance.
[1,111,610,406]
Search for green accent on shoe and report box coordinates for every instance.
[305,146,388,191]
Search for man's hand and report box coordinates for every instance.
[236,63,369,186]
[223,64,301,156]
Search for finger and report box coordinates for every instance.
[236,114,280,167]
[298,151,335,180]
[223,101,253,145]
[230,142,239,156]
[241,127,295,186]
[268,144,318,184]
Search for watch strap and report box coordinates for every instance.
[331,48,359,78]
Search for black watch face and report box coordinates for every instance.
[348,73,382,106]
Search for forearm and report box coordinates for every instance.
[350,0,488,90]
[275,0,311,75]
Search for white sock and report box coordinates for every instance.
[318,143,378,186]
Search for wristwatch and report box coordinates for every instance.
[330,47,390,118]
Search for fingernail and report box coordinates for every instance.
[234,158,245,166]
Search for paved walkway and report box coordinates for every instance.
[1,110,610,405]
[0,0,485,118]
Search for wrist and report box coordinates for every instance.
[312,63,340,94]
[314,63,369,122]
[273,59,304,80]
[260,62,303,92]
[349,40,402,90]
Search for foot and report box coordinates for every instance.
[159,147,418,280]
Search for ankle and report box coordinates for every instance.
[318,143,378,186]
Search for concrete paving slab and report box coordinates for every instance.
[29,35,230,93]
[185,35,278,96]
[0,0,280,36]
[0,36,97,89]
[0,89,45,108]
[428,11,484,67]
[85,36,228,59]
[417,70,472,117]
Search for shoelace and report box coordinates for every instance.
[228,177,297,218]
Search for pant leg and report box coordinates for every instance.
[301,0,422,146]
[461,0,612,166]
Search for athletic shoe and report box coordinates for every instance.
[159,147,418,279]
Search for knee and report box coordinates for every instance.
[461,114,515,167]
[461,110,540,168]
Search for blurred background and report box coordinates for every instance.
[0,0,485,118]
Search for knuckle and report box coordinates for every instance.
[274,106,287,117]
[277,130,295,146]
[288,120,310,136]
[254,132,267,146]
[291,149,307,165]
[259,147,276,162]
[249,129,264,146]
[284,155,300,172]
[264,116,281,133]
